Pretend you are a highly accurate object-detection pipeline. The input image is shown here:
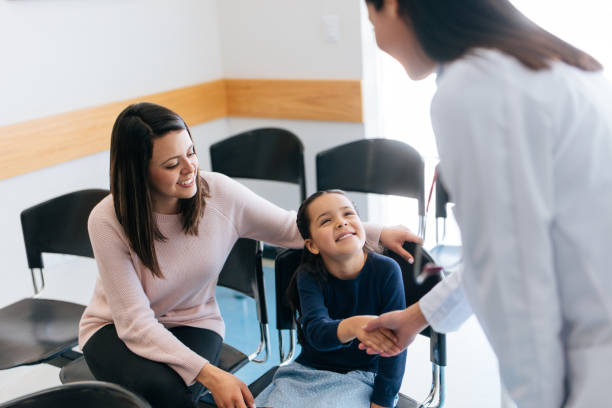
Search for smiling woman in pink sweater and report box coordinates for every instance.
[78,102,419,408]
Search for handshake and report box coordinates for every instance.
[338,303,428,357]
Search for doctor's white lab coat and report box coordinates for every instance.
[419,49,612,408]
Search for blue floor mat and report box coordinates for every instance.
[216,265,300,386]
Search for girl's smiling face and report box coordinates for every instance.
[304,193,366,263]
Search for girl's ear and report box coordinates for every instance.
[304,238,320,255]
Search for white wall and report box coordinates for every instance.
[217,0,369,212]
[0,0,370,306]
[218,0,362,80]
[0,0,228,306]
[0,0,224,126]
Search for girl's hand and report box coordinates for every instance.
[338,316,400,355]
[358,303,428,357]
[379,225,422,264]
[197,363,255,408]
[371,402,388,408]
[355,322,402,357]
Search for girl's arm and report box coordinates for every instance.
[296,270,349,351]
[371,260,407,408]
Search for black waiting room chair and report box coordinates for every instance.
[210,128,307,259]
[434,165,451,245]
[272,242,446,408]
[0,381,151,408]
[197,238,271,406]
[316,138,426,238]
[209,128,307,202]
[0,189,108,372]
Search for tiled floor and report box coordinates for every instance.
[0,255,504,407]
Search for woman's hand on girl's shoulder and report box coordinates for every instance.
[197,363,254,408]
[379,225,422,264]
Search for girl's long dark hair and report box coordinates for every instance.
[110,102,210,278]
[366,0,602,71]
[287,190,363,344]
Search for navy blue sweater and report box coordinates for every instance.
[295,252,407,407]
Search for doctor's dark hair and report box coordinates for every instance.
[366,0,602,71]
[287,190,363,344]
[110,102,210,278]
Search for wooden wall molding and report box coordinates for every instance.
[0,78,362,181]
[226,79,362,123]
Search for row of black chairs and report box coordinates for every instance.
[0,190,444,407]
[210,128,454,240]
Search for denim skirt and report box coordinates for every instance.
[255,361,378,408]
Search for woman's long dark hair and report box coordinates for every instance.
[366,0,602,71]
[287,190,364,344]
[110,102,210,278]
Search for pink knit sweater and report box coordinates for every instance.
[79,172,382,386]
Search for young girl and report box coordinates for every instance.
[256,190,407,408]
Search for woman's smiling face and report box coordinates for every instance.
[147,129,199,214]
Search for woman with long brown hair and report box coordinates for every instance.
[78,102,420,408]
[360,0,612,407]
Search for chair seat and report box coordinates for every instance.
[397,394,420,408]
[248,366,278,397]
[217,343,248,373]
[0,298,85,369]
[429,244,462,274]
[60,356,95,383]
[0,381,150,408]
[60,343,248,385]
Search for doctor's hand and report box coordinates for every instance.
[197,363,255,408]
[358,302,428,357]
[379,225,422,264]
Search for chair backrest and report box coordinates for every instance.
[435,165,452,220]
[274,243,440,334]
[217,238,268,325]
[210,128,307,202]
[274,248,302,331]
[382,242,441,338]
[20,189,109,269]
[0,381,151,408]
[316,139,425,216]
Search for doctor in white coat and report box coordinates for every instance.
[360,1,612,407]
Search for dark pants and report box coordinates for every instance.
[82,324,222,408]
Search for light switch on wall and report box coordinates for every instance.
[322,14,341,43]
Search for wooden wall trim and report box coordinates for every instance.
[0,78,362,181]
[226,79,362,123]
[0,81,227,181]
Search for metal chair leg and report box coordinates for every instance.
[30,268,45,295]
[250,323,270,363]
[419,364,445,408]
[278,329,296,365]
